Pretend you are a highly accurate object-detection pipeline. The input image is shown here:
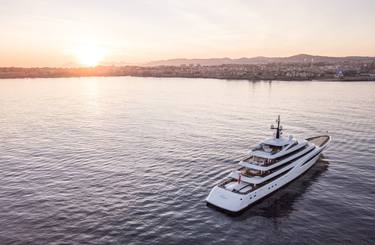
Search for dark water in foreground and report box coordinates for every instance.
[0,77,374,244]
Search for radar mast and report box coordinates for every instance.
[270,115,283,139]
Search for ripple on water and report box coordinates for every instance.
[0,78,374,244]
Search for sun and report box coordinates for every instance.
[74,45,105,67]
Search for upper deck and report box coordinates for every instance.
[250,136,307,161]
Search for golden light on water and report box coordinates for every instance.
[73,45,106,67]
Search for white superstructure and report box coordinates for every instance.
[206,116,330,213]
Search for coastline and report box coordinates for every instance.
[0,74,374,82]
[1,65,374,81]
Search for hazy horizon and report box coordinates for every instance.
[1,0,375,67]
[2,53,375,69]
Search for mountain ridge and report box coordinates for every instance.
[145,54,375,66]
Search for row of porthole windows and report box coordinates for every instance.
[267,183,278,190]
[250,183,279,200]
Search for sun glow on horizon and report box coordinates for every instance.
[1,1,375,67]
[73,45,106,67]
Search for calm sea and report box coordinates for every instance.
[0,77,374,244]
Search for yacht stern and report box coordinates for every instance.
[206,186,246,213]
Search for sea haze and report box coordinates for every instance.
[0,77,374,244]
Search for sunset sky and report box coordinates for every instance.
[1,0,375,67]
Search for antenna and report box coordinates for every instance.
[270,115,282,139]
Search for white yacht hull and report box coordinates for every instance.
[206,144,328,213]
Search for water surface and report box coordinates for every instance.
[0,77,374,244]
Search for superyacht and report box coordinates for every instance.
[206,116,330,213]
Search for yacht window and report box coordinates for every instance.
[261,144,283,154]
[266,159,277,164]
[253,156,267,164]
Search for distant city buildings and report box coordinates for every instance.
[1,61,375,81]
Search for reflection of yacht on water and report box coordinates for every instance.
[206,116,331,213]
